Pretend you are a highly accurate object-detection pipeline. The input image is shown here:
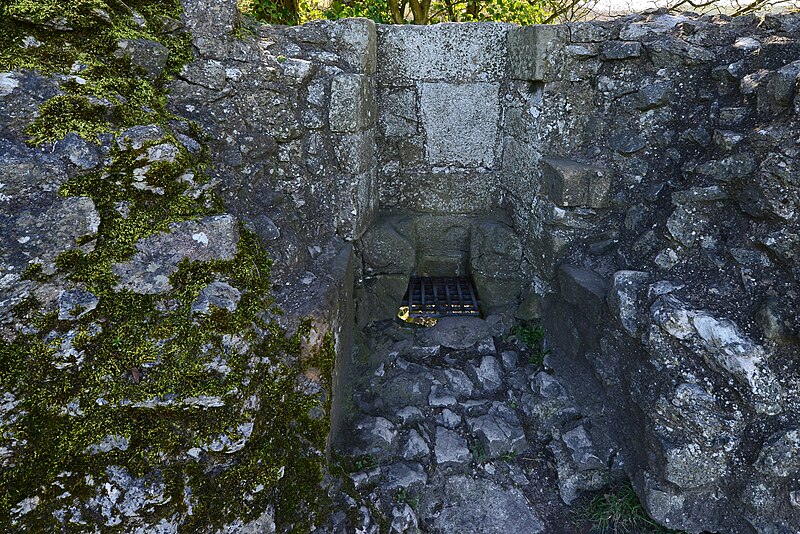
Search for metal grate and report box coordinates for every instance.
[403,276,480,318]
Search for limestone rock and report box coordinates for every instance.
[601,41,641,60]
[401,429,429,461]
[58,286,100,321]
[191,281,241,314]
[420,476,545,533]
[329,73,374,133]
[114,39,169,81]
[419,82,500,167]
[434,426,471,467]
[471,355,504,394]
[385,462,427,492]
[416,316,490,350]
[467,402,526,456]
[540,157,612,209]
[112,215,239,295]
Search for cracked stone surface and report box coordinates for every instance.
[332,319,618,532]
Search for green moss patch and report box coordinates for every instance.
[0,1,334,531]
[1,0,190,145]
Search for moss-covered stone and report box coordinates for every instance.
[0,1,334,531]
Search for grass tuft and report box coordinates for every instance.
[580,481,685,534]
[512,324,550,366]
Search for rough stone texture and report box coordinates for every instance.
[467,402,526,456]
[335,318,591,532]
[417,317,490,350]
[502,12,800,533]
[329,74,374,132]
[191,280,241,314]
[422,476,546,533]
[377,23,510,83]
[375,24,509,216]
[114,38,169,80]
[419,82,500,168]
[434,426,471,467]
[4,6,800,533]
[540,157,612,208]
[508,25,568,81]
[1,6,361,531]
[112,215,239,294]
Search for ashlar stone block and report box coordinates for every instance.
[541,157,612,208]
[329,73,375,133]
[508,25,567,81]
[377,23,509,83]
[330,18,377,75]
[419,82,500,167]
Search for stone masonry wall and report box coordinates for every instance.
[360,13,800,533]
[375,23,511,214]
[507,12,800,533]
[2,1,800,531]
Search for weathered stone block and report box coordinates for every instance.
[114,39,169,81]
[181,0,237,37]
[333,130,376,174]
[112,215,239,294]
[472,274,525,314]
[379,170,501,214]
[361,220,415,275]
[540,157,612,208]
[377,23,509,83]
[601,41,641,60]
[645,37,714,67]
[607,270,650,336]
[341,169,378,241]
[608,130,646,154]
[356,274,409,326]
[507,25,567,81]
[416,253,468,277]
[567,22,611,42]
[330,18,377,75]
[636,81,672,110]
[759,60,800,115]
[377,85,418,137]
[558,265,609,324]
[329,73,374,132]
[434,426,472,467]
[470,221,523,280]
[419,82,500,167]
[414,215,471,253]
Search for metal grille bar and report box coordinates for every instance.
[404,276,480,318]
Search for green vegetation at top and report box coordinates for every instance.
[239,0,584,25]
[239,0,797,28]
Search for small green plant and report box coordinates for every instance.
[470,440,487,463]
[498,450,518,463]
[512,324,550,367]
[353,455,380,472]
[581,482,684,534]
[394,489,419,511]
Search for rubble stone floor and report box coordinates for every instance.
[328,316,616,533]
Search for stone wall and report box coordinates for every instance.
[2,1,800,531]
[361,12,800,533]
[376,23,511,214]
[513,12,800,533]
